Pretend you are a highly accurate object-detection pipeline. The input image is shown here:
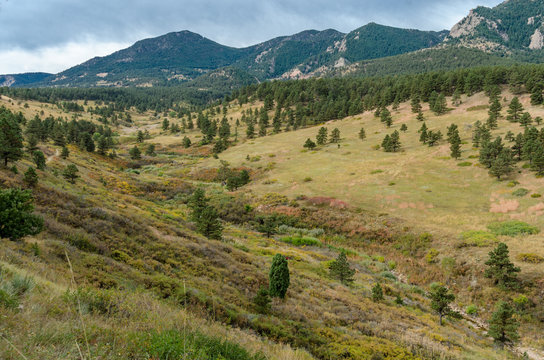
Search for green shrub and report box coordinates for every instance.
[487,221,539,236]
[457,161,472,167]
[531,193,542,198]
[512,188,529,197]
[280,236,321,247]
[458,231,498,247]
[507,181,520,188]
[425,248,439,263]
[137,330,266,360]
[513,295,529,312]
[517,253,544,263]
[380,271,397,281]
[466,304,478,315]
[303,177,313,182]
[370,169,384,174]
[0,288,18,309]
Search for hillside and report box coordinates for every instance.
[2,63,544,359]
[446,0,544,51]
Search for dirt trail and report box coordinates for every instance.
[46,149,60,164]
[392,270,544,360]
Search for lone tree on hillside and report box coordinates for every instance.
[188,188,222,240]
[23,167,38,188]
[255,214,279,238]
[316,127,328,145]
[507,97,524,123]
[62,164,79,184]
[372,283,384,302]
[269,254,290,299]
[129,146,141,160]
[429,284,458,325]
[488,301,520,346]
[0,113,24,166]
[484,242,520,289]
[358,127,366,141]
[303,138,316,150]
[0,188,43,241]
[329,252,355,285]
[330,128,341,143]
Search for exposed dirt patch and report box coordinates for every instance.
[490,199,519,213]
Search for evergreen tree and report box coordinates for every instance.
[129,146,141,160]
[507,97,524,122]
[426,130,443,147]
[400,124,408,132]
[411,96,422,114]
[530,83,543,105]
[61,146,70,159]
[487,98,502,129]
[489,148,514,180]
[255,215,279,238]
[0,113,24,166]
[269,254,290,299]
[488,301,520,346]
[145,144,156,157]
[253,286,271,314]
[32,151,46,170]
[136,130,145,143]
[62,164,79,184]
[304,138,316,150]
[97,136,109,156]
[189,188,207,223]
[330,128,341,143]
[329,252,355,285]
[372,283,384,302]
[162,118,170,131]
[182,136,191,148]
[433,94,448,115]
[449,131,462,159]
[419,122,428,144]
[316,127,328,145]
[519,112,533,128]
[0,188,43,241]
[23,167,38,188]
[484,243,520,289]
[429,284,457,325]
[531,146,544,175]
[416,110,425,122]
[380,108,393,127]
[26,135,38,153]
[246,120,255,139]
[219,117,231,141]
[358,127,366,141]
[196,205,222,240]
[389,130,401,152]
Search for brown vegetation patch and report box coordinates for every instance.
[490,199,519,213]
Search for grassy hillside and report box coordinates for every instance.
[1,84,543,359]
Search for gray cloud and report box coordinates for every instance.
[0,0,503,73]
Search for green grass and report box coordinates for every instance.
[279,236,321,247]
[458,230,498,247]
[487,221,540,236]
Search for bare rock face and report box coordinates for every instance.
[530,28,544,49]
[449,10,484,39]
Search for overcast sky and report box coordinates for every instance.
[0,0,503,74]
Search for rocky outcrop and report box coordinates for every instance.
[530,28,544,49]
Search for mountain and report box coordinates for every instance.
[0,72,52,87]
[11,23,447,88]
[446,0,544,51]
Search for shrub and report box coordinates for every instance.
[370,169,384,174]
[425,248,439,263]
[0,288,18,309]
[531,193,542,198]
[512,188,529,197]
[487,221,539,236]
[466,304,478,315]
[280,236,321,247]
[457,161,472,167]
[507,181,519,187]
[458,231,498,247]
[517,253,544,263]
[303,177,313,182]
[513,295,529,312]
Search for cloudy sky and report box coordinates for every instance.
[0,0,503,74]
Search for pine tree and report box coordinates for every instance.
[32,151,46,170]
[183,136,191,148]
[304,138,316,150]
[61,146,70,159]
[519,112,533,128]
[426,130,443,147]
[411,96,422,114]
[189,188,207,223]
[0,188,43,241]
[489,148,514,180]
[129,146,141,160]
[136,130,145,143]
[450,132,462,159]
[145,144,156,157]
[358,127,366,141]
[196,205,222,239]
[62,164,79,184]
[416,110,425,122]
[219,117,231,141]
[372,283,384,302]
[246,120,255,139]
[329,252,355,285]
[380,108,393,127]
[400,124,408,132]
[0,114,24,166]
[487,97,502,129]
[507,97,524,122]
[484,243,520,289]
[253,286,271,314]
[433,94,448,115]
[389,130,401,152]
[530,83,543,105]
[316,127,328,145]
[531,146,544,175]
[418,123,428,144]
[429,284,457,325]
[23,167,38,188]
[162,118,170,131]
[488,301,520,346]
[269,254,290,299]
[330,128,341,143]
